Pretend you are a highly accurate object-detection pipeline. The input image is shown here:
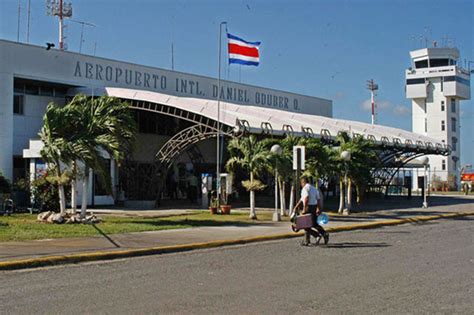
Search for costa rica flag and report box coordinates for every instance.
[227,33,261,66]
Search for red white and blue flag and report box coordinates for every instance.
[227,33,261,66]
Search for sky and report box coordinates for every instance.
[1,0,473,165]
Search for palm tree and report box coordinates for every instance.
[39,95,136,217]
[67,95,136,218]
[39,103,77,214]
[346,135,379,206]
[226,135,271,219]
[276,135,301,215]
[334,132,379,214]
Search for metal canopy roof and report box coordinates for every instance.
[95,87,447,153]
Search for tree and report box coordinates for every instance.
[39,103,78,214]
[276,135,300,215]
[39,94,136,217]
[226,135,271,219]
[334,132,379,214]
[0,171,11,195]
[67,95,136,218]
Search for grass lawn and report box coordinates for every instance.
[0,211,290,242]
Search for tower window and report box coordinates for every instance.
[451,118,456,132]
[441,101,445,111]
[452,137,457,151]
[430,58,449,67]
[442,160,446,171]
[451,98,456,113]
[13,95,24,115]
[414,60,429,69]
[441,120,445,131]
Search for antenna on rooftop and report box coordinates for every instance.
[17,0,21,42]
[26,0,31,43]
[367,79,379,125]
[46,0,73,50]
[69,19,96,53]
[423,26,432,48]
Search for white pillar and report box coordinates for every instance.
[0,73,14,180]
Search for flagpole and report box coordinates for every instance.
[216,21,227,206]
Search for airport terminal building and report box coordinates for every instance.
[0,40,446,206]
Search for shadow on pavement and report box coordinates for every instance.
[324,242,391,248]
[92,224,121,248]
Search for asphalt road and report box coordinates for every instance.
[1,217,473,314]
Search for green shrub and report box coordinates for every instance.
[31,171,70,212]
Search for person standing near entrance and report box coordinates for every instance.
[293,176,329,246]
[187,172,198,204]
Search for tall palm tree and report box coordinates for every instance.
[226,135,271,219]
[39,103,78,214]
[275,135,300,215]
[39,95,136,217]
[335,132,379,213]
[67,95,136,218]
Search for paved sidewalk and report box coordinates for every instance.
[1,199,472,263]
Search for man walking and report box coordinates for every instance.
[293,176,329,246]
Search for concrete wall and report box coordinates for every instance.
[0,39,333,180]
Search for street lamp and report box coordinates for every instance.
[340,150,351,215]
[419,156,429,208]
[271,144,283,221]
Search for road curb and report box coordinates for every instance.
[1,211,472,271]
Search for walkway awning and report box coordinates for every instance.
[74,87,448,153]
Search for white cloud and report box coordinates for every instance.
[393,105,411,116]
[360,99,392,111]
[333,91,345,100]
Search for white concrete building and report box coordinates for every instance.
[406,47,471,189]
[0,39,447,207]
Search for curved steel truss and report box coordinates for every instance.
[128,99,229,131]
[156,124,232,168]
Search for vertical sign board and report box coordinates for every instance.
[293,146,305,170]
[293,146,305,204]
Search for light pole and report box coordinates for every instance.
[216,21,227,206]
[419,156,429,208]
[271,144,283,222]
[340,150,351,215]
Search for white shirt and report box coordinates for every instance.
[300,183,320,206]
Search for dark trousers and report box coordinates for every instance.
[304,205,327,242]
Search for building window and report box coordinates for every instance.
[414,60,428,69]
[441,120,445,131]
[406,78,425,85]
[451,98,456,113]
[451,118,456,132]
[13,155,27,181]
[25,84,39,95]
[425,118,428,133]
[39,86,54,96]
[13,95,24,115]
[442,160,446,171]
[452,137,457,151]
[441,101,445,111]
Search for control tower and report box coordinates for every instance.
[406,47,471,188]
